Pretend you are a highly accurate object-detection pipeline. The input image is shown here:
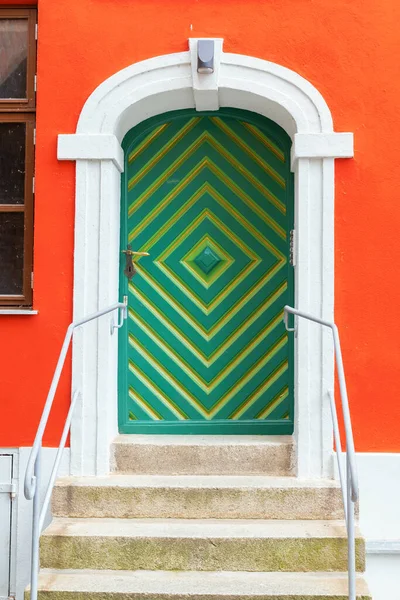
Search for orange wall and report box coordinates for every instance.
[1,0,399,451]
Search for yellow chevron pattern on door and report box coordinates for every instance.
[119,109,294,434]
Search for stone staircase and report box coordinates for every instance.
[33,435,371,599]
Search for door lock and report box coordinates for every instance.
[122,244,150,279]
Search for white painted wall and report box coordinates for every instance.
[357,453,400,540]
[356,453,400,599]
[366,555,400,600]
[333,452,400,598]
[0,454,14,600]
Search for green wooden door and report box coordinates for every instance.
[119,109,294,434]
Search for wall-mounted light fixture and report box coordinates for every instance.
[197,40,214,74]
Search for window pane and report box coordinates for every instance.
[0,212,24,295]
[0,122,26,204]
[0,19,28,99]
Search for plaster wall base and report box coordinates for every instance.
[0,447,71,600]
[334,452,400,598]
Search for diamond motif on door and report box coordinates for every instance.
[194,245,221,274]
[119,109,294,434]
[182,235,233,288]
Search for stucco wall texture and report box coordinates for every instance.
[1,0,399,451]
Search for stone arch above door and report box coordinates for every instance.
[57,39,354,478]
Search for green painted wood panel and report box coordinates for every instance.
[119,108,294,434]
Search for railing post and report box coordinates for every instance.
[347,454,356,600]
[30,447,41,600]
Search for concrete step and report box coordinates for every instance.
[52,475,344,520]
[30,569,372,599]
[111,435,294,475]
[40,518,365,572]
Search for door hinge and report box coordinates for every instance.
[34,75,37,92]
[0,480,17,499]
[33,128,36,145]
[35,23,38,40]
[289,229,296,266]
[32,176,35,194]
[31,272,34,289]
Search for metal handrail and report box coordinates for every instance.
[283,305,359,600]
[24,300,127,600]
[23,299,357,600]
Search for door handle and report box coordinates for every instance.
[122,244,150,279]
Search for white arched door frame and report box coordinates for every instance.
[58,39,353,477]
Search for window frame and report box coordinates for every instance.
[0,8,37,111]
[0,7,36,307]
[0,113,34,306]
